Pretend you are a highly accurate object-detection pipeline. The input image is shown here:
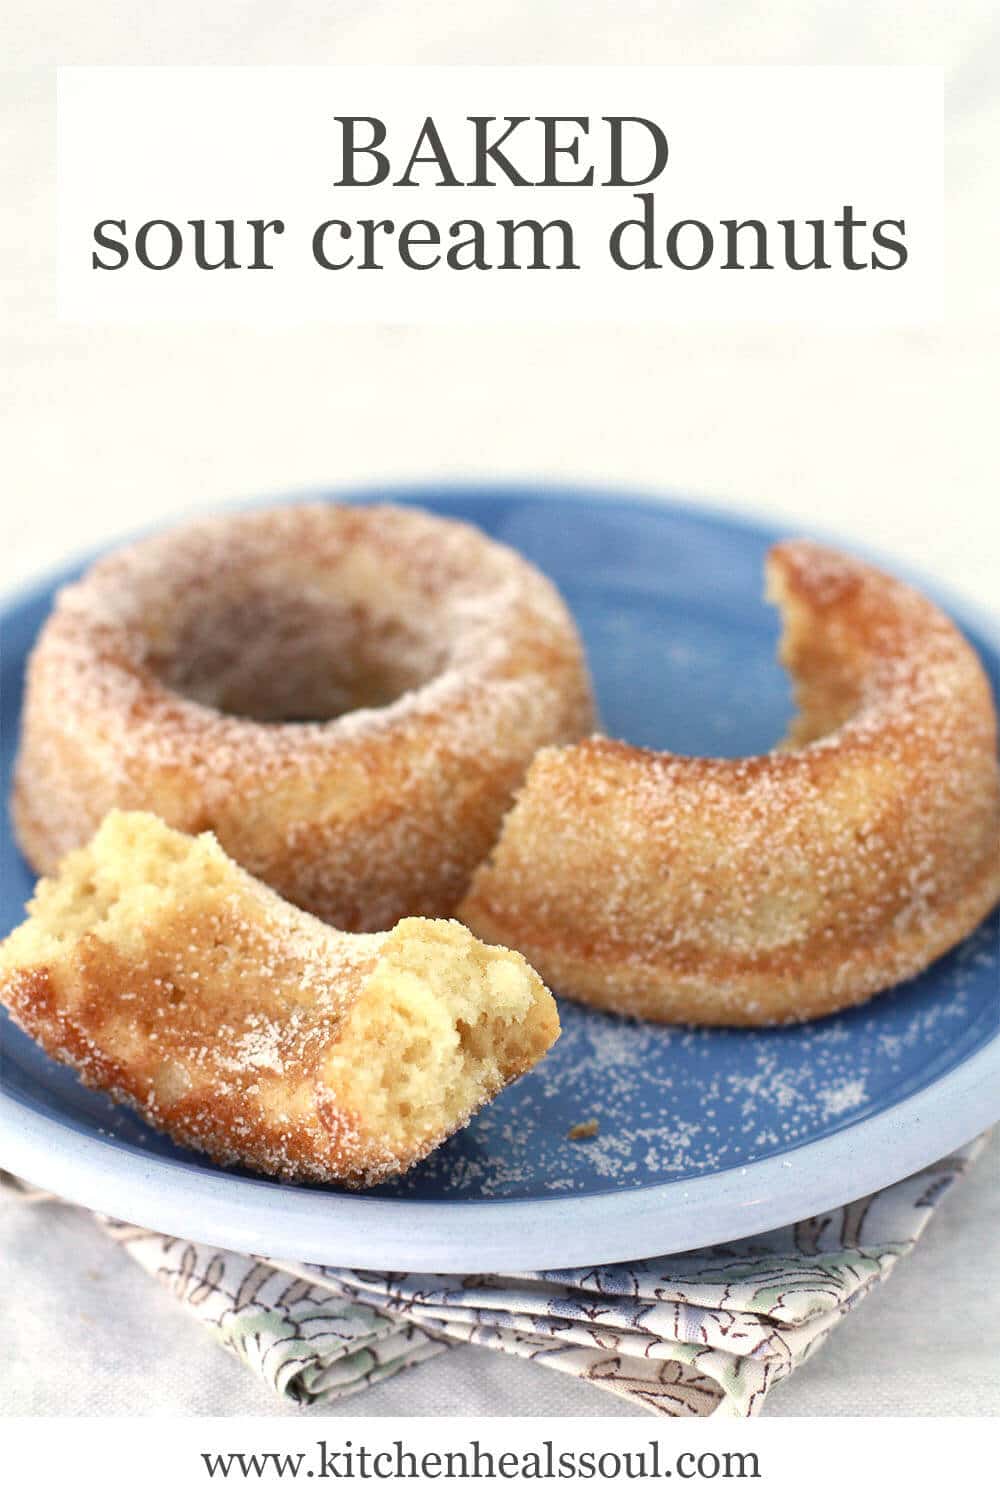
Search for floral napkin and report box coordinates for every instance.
[4,1137,985,1417]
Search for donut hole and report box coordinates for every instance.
[323,921,557,1154]
[153,585,448,724]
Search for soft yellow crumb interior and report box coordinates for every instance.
[4,811,219,966]
[767,559,861,749]
[323,916,557,1152]
[3,811,559,1163]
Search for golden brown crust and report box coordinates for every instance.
[12,503,596,930]
[0,813,560,1184]
[459,541,1000,1025]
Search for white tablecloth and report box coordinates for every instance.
[2,0,998,1419]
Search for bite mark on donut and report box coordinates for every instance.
[0,811,560,1184]
[459,541,1000,1026]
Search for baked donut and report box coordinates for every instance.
[459,541,1000,1026]
[12,502,595,931]
[0,811,560,1185]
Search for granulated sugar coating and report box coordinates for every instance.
[377,916,997,1200]
[1,493,997,1219]
[11,502,595,932]
[461,542,1000,1026]
[0,812,560,1185]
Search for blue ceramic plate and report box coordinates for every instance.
[1,485,998,1271]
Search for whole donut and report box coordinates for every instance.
[459,541,1000,1025]
[12,502,596,930]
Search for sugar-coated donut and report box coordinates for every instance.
[12,503,595,931]
[460,541,1000,1026]
[0,812,560,1184]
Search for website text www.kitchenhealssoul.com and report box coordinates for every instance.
[200,1437,761,1481]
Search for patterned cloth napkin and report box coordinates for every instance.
[4,1137,985,1417]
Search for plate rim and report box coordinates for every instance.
[2,482,998,1271]
[1,1039,996,1270]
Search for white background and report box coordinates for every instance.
[2,0,999,1421]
